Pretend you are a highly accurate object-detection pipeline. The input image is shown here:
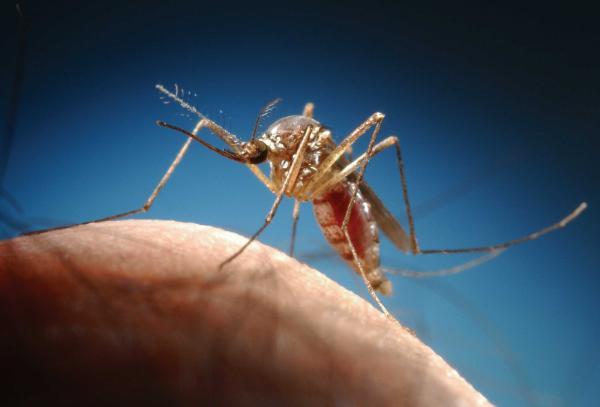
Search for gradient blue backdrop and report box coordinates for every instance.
[1,2,598,405]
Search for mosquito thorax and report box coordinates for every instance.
[261,115,322,155]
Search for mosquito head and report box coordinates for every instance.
[240,139,269,164]
[157,120,269,165]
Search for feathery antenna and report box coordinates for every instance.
[250,98,282,141]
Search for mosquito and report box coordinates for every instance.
[28,84,587,321]
[151,84,586,319]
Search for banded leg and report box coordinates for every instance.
[219,126,315,269]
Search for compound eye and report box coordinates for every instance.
[247,140,269,164]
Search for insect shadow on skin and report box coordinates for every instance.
[25,83,588,328]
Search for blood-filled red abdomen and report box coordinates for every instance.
[313,182,391,295]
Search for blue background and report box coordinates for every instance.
[1,2,598,405]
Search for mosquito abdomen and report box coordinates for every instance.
[312,182,392,295]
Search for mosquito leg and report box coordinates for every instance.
[314,113,396,319]
[203,118,275,192]
[219,126,315,269]
[303,102,314,118]
[300,112,385,197]
[351,134,587,255]
[345,147,353,162]
[329,133,418,254]
[419,202,587,254]
[24,119,210,236]
[156,84,275,193]
[336,114,397,320]
[299,113,398,319]
[335,121,416,330]
[382,249,506,278]
[310,134,587,256]
[26,138,192,235]
[313,134,418,253]
[310,136,397,198]
[289,199,301,257]
[391,136,420,254]
[218,192,285,270]
[306,136,414,252]
[343,228,394,320]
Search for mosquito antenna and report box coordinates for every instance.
[156,84,206,119]
[250,98,282,141]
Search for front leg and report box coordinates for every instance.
[219,126,314,269]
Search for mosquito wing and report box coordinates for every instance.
[360,183,411,253]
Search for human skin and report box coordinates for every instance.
[0,220,491,406]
